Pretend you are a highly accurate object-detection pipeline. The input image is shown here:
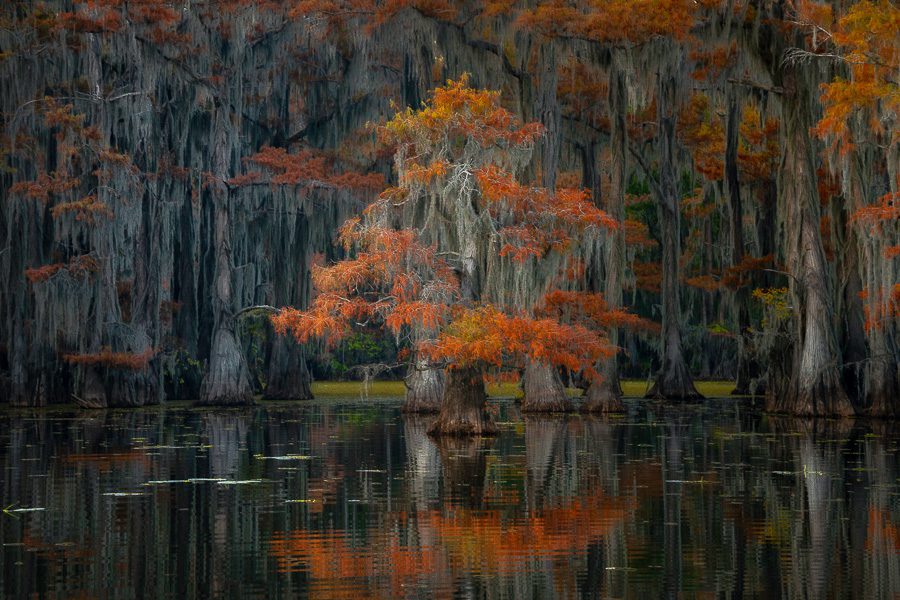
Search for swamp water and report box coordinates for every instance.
[1,398,899,598]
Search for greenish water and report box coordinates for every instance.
[1,398,898,598]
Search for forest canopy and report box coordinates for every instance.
[0,0,897,422]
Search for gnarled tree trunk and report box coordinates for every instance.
[427,366,497,436]
[521,359,573,412]
[765,68,852,417]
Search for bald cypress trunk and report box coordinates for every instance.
[427,366,497,436]
[646,68,703,402]
[725,90,754,396]
[403,359,443,413]
[765,68,852,417]
[264,335,313,400]
[197,108,254,407]
[521,359,573,412]
[518,38,576,413]
[584,56,626,413]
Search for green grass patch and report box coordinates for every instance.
[311,379,744,399]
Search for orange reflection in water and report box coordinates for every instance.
[269,490,632,597]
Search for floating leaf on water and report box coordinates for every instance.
[4,506,46,513]
[216,479,264,485]
[144,479,191,485]
[255,455,313,461]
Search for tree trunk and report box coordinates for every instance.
[197,108,254,407]
[766,69,852,417]
[427,366,498,436]
[585,56,627,413]
[264,334,313,400]
[725,89,755,395]
[537,38,560,190]
[521,359,573,412]
[646,67,703,401]
[403,359,443,413]
[582,358,625,413]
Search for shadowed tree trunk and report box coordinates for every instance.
[197,107,254,407]
[765,66,852,417]
[403,358,444,413]
[427,366,498,436]
[264,334,313,400]
[725,89,755,396]
[585,55,627,413]
[646,65,703,401]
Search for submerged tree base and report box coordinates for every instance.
[766,374,855,417]
[427,367,498,436]
[581,378,625,413]
[521,361,574,413]
[645,364,705,401]
[196,330,256,407]
[402,366,443,414]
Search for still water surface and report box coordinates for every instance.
[1,398,899,598]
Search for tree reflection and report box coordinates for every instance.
[3,403,900,598]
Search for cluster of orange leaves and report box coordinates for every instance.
[678,95,780,184]
[272,226,458,346]
[793,0,900,153]
[62,347,155,370]
[25,255,99,284]
[50,194,113,223]
[380,75,543,150]
[858,285,900,332]
[243,146,384,192]
[539,290,659,334]
[684,254,774,292]
[476,165,617,261]
[420,304,614,378]
[517,0,698,45]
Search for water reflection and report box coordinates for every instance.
[1,401,899,598]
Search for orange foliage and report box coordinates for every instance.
[245,146,383,192]
[793,0,900,152]
[852,192,900,226]
[476,165,617,260]
[25,255,100,283]
[62,348,155,370]
[721,254,774,289]
[623,219,656,249]
[420,305,614,377]
[678,93,725,181]
[689,41,737,81]
[50,195,114,223]
[539,290,656,333]
[737,106,780,183]
[631,261,662,293]
[10,171,80,202]
[517,0,698,45]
